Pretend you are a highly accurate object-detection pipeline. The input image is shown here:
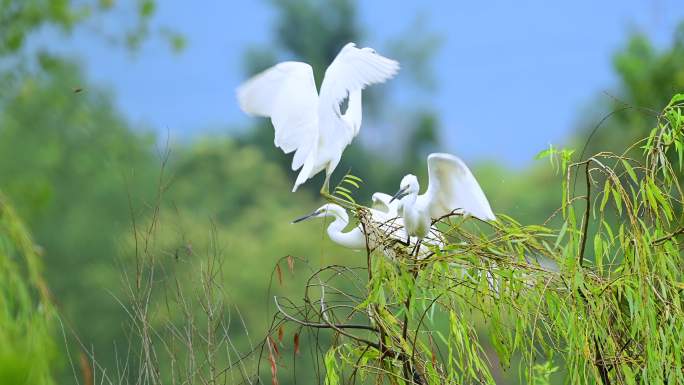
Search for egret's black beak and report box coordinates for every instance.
[390,186,409,203]
[292,209,321,224]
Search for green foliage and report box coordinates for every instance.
[0,0,81,53]
[0,58,158,382]
[93,136,363,384]
[332,172,363,205]
[0,0,159,55]
[0,57,358,384]
[273,94,684,385]
[578,22,684,157]
[324,348,340,385]
[0,1,683,384]
[0,193,56,385]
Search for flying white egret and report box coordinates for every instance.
[237,42,399,193]
[390,153,496,240]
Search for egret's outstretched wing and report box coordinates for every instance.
[341,89,362,136]
[371,192,399,214]
[236,62,319,171]
[424,153,496,221]
[318,43,399,141]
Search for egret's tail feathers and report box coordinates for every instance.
[293,151,318,192]
[292,170,306,192]
[290,135,316,171]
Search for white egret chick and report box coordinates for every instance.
[391,153,496,240]
[237,43,399,193]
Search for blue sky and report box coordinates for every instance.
[40,1,684,167]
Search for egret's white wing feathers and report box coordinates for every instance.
[341,89,362,137]
[293,147,318,191]
[321,43,400,106]
[424,153,496,221]
[318,43,399,143]
[236,62,319,171]
[371,192,398,214]
[236,43,400,192]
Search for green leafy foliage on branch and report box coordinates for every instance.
[333,173,364,205]
[269,95,684,384]
[0,194,56,385]
[1,1,683,383]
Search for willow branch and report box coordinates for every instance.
[274,297,378,333]
[578,162,591,267]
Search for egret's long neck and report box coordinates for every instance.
[325,209,365,250]
[343,90,362,136]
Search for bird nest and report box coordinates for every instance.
[354,206,444,262]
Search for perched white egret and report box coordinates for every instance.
[391,153,496,240]
[292,203,402,249]
[292,204,364,249]
[292,201,439,258]
[237,43,399,193]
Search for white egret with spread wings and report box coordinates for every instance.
[237,42,399,193]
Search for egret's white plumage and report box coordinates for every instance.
[293,201,440,258]
[292,203,406,248]
[371,192,399,214]
[293,203,367,249]
[393,153,496,239]
[237,43,399,192]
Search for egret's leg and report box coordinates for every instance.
[395,235,410,247]
[319,173,331,196]
[412,239,422,259]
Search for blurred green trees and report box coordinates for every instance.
[0,1,683,384]
[576,23,684,157]
[0,57,158,382]
[0,0,181,56]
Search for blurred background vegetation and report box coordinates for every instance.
[1,0,683,384]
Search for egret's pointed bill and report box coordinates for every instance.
[292,209,322,224]
[390,186,410,203]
